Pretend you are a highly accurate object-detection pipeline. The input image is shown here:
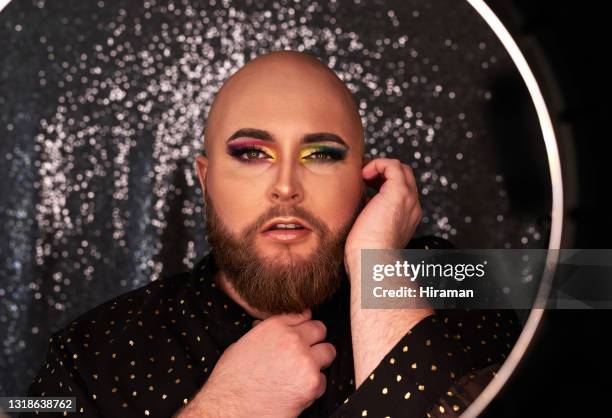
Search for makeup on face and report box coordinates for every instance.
[226,139,278,164]
[299,144,348,163]
[225,130,349,165]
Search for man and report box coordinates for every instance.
[22,50,520,417]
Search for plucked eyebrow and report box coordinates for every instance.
[226,128,350,149]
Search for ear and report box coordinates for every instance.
[361,155,372,168]
[194,155,208,196]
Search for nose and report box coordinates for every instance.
[268,159,304,204]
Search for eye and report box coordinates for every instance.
[227,146,274,163]
[302,147,347,162]
[303,151,334,161]
[239,149,269,160]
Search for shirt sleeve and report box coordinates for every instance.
[19,332,101,417]
[423,363,501,418]
[329,310,519,418]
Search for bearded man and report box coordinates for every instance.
[22,50,520,418]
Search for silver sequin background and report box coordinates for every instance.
[0,0,552,396]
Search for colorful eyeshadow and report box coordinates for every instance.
[227,140,347,164]
[226,140,277,162]
[299,144,347,162]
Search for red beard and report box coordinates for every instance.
[204,189,365,314]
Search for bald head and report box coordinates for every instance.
[203,50,364,157]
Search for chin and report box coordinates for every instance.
[263,246,314,265]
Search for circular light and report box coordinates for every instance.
[462,1,564,417]
[0,0,11,14]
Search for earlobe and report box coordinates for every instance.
[361,155,372,168]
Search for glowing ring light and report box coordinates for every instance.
[0,0,11,14]
[461,1,564,416]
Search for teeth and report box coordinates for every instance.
[272,223,303,230]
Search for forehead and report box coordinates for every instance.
[208,67,362,148]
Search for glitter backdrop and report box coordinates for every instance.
[0,0,552,397]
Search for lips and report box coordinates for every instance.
[261,218,312,233]
[260,218,313,244]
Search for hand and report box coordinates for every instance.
[344,158,422,278]
[178,309,336,418]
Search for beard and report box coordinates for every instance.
[204,189,366,315]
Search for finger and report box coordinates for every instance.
[409,201,423,228]
[251,319,262,328]
[315,373,327,399]
[274,309,312,326]
[400,163,418,191]
[292,320,327,346]
[362,158,409,190]
[310,342,337,370]
[400,163,420,208]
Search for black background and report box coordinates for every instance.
[0,0,609,415]
[482,1,611,416]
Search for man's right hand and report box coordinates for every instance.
[176,309,336,418]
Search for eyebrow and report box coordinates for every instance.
[226,128,350,149]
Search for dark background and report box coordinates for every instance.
[1,0,554,400]
[482,1,612,417]
[0,0,609,416]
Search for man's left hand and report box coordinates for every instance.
[344,158,422,280]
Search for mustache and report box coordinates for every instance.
[243,204,331,237]
[204,184,367,240]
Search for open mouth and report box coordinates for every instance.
[261,218,312,243]
[262,218,311,232]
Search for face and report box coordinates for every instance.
[196,56,367,313]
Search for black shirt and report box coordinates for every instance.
[22,236,521,417]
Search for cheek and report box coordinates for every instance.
[306,172,364,226]
[206,168,270,232]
